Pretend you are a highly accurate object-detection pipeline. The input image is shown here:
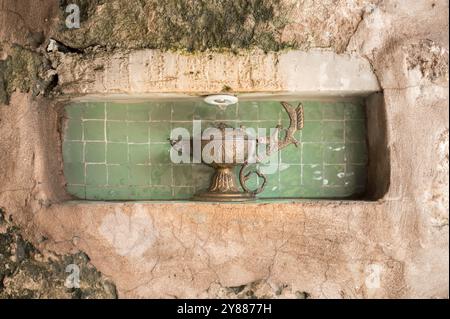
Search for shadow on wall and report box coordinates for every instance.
[366,92,390,200]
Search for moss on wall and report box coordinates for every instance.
[0,209,117,299]
[55,0,292,52]
[0,46,58,105]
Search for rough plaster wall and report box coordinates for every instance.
[0,0,448,298]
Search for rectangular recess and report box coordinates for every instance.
[63,96,369,201]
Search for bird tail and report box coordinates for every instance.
[296,103,304,130]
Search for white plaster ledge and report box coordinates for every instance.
[56,49,381,95]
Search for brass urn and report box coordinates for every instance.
[170,101,304,202]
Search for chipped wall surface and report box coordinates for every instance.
[0,0,449,298]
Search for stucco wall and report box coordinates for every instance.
[0,0,448,298]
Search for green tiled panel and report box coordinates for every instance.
[63,99,368,200]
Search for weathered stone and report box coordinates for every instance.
[0,208,117,299]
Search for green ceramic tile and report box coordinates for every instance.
[84,103,105,119]
[320,187,353,198]
[147,186,172,199]
[323,103,345,120]
[66,104,83,119]
[86,164,107,185]
[107,143,128,164]
[303,101,322,120]
[279,183,300,197]
[344,102,365,119]
[345,143,368,164]
[172,121,193,132]
[199,121,215,133]
[237,101,259,120]
[84,120,105,141]
[63,141,83,163]
[64,163,84,184]
[195,104,218,121]
[172,102,196,121]
[150,165,172,185]
[279,165,301,187]
[173,186,195,199]
[263,174,281,197]
[346,164,367,186]
[150,144,171,164]
[150,103,172,120]
[129,165,150,186]
[323,143,345,164]
[85,186,110,200]
[279,107,291,127]
[258,149,279,169]
[173,165,192,186]
[258,121,277,130]
[322,121,344,142]
[127,122,148,143]
[323,164,346,186]
[108,165,129,186]
[127,103,150,121]
[258,101,280,121]
[302,144,323,164]
[103,187,133,200]
[85,142,105,163]
[301,121,322,142]
[345,120,366,142]
[191,165,214,190]
[302,164,323,187]
[240,121,259,136]
[350,185,366,197]
[67,185,85,199]
[129,144,150,164]
[280,145,302,164]
[65,120,83,140]
[299,186,322,198]
[150,122,171,143]
[106,121,127,142]
[216,105,238,120]
[106,103,127,120]
[128,187,151,200]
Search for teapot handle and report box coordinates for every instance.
[239,161,268,195]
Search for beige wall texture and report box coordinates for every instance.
[0,0,448,298]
